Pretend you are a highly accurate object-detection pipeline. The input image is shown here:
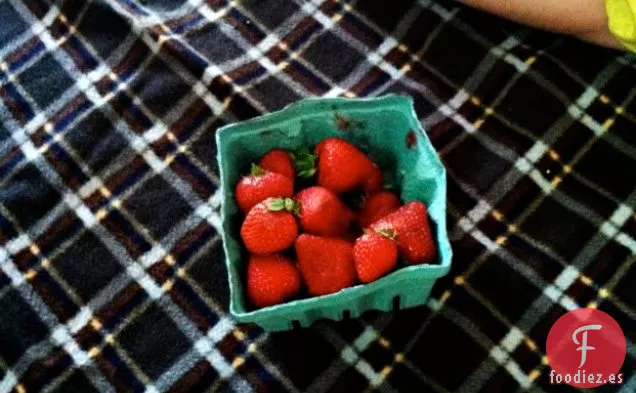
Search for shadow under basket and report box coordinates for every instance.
[216,94,453,332]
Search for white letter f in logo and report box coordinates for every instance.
[572,324,602,368]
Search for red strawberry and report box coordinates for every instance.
[364,163,383,193]
[295,186,354,236]
[353,229,398,283]
[358,191,401,228]
[315,138,376,194]
[370,201,436,264]
[258,149,295,180]
[247,254,301,308]
[235,164,294,213]
[295,234,356,296]
[241,198,299,255]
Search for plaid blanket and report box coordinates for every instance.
[0,0,635,392]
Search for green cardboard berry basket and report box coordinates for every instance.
[216,94,452,331]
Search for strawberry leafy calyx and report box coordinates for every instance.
[266,198,300,214]
[374,227,396,240]
[250,163,266,176]
[291,148,316,178]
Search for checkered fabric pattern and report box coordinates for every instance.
[0,0,635,392]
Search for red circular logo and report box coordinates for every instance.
[546,308,626,388]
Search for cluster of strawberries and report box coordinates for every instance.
[235,137,436,308]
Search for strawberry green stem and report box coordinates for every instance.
[266,198,299,214]
[291,148,316,178]
[375,227,396,240]
[251,163,265,176]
